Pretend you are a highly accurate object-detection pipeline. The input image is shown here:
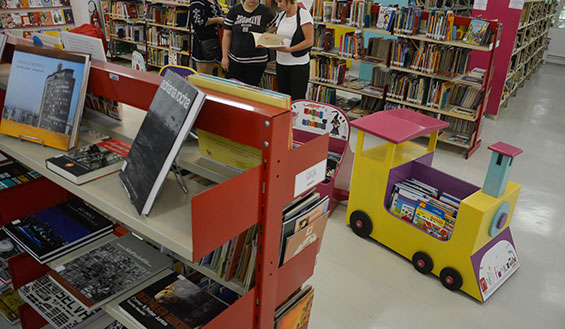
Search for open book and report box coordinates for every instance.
[250,32,290,48]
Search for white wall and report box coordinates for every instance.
[547,28,565,64]
[70,0,104,26]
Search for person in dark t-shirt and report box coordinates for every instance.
[222,0,276,86]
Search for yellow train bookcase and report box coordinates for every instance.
[346,108,522,302]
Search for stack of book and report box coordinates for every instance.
[365,37,392,61]
[388,178,461,241]
[3,199,115,264]
[0,161,42,190]
[449,85,484,110]
[0,285,25,325]
[442,116,475,140]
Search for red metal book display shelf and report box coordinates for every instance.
[0,37,329,329]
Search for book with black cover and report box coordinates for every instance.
[118,272,228,329]
[105,320,127,329]
[18,275,104,329]
[46,137,130,185]
[119,70,206,215]
[48,233,171,312]
[3,199,114,264]
[0,229,24,285]
[0,44,90,151]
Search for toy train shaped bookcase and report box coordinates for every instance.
[346,109,522,302]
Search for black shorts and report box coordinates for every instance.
[192,37,222,63]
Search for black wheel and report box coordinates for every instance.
[440,267,463,291]
[349,210,373,238]
[412,251,433,274]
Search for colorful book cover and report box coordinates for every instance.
[3,199,114,263]
[51,9,64,24]
[0,45,90,151]
[283,211,329,264]
[5,0,29,8]
[376,7,394,30]
[48,233,171,312]
[41,0,52,6]
[29,0,42,7]
[0,229,24,285]
[52,0,70,6]
[62,8,73,24]
[119,272,228,329]
[463,19,489,46]
[18,275,104,329]
[40,10,54,25]
[46,138,130,185]
[275,287,314,329]
[0,287,25,325]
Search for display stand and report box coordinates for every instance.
[291,100,353,211]
[345,108,522,302]
[0,36,329,329]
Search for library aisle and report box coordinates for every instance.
[307,63,565,329]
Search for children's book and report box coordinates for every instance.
[0,45,90,151]
[376,6,395,30]
[3,199,114,264]
[48,233,171,312]
[251,32,290,48]
[463,19,489,46]
[40,11,54,25]
[274,285,314,329]
[46,137,130,185]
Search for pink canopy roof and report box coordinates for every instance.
[488,142,523,158]
[350,109,449,144]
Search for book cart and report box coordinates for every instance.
[291,100,354,211]
[346,108,522,302]
[307,2,501,158]
[0,36,329,329]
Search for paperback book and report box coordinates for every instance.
[0,286,25,325]
[251,32,290,48]
[274,285,314,329]
[46,137,131,185]
[3,199,114,264]
[0,229,24,285]
[118,272,228,329]
[48,233,171,312]
[0,45,90,151]
[119,70,206,215]
[463,19,489,46]
[18,275,105,329]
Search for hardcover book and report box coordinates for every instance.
[0,45,90,151]
[0,162,42,190]
[3,199,114,264]
[119,272,228,329]
[18,275,105,329]
[274,285,314,329]
[119,70,206,215]
[0,229,24,285]
[46,137,130,185]
[48,233,171,312]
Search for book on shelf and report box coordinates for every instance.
[274,285,314,329]
[83,91,123,127]
[0,161,42,190]
[45,137,131,185]
[463,19,489,46]
[119,70,206,216]
[251,32,290,48]
[118,272,229,329]
[0,286,24,325]
[48,233,171,312]
[18,275,105,329]
[376,6,396,31]
[105,320,127,329]
[0,229,24,286]
[282,211,329,264]
[0,44,90,151]
[3,199,114,264]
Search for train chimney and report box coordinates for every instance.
[483,142,523,198]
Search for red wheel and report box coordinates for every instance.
[412,252,433,274]
[440,267,463,291]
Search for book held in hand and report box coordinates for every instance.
[3,199,114,264]
[119,70,206,216]
[119,272,228,329]
[18,275,105,329]
[251,32,290,48]
[46,137,130,185]
[0,44,90,151]
[48,233,171,312]
[0,229,24,285]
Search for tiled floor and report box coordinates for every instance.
[307,63,565,329]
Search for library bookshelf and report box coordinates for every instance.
[104,0,193,69]
[304,8,500,159]
[0,2,75,36]
[500,0,557,109]
[0,36,328,329]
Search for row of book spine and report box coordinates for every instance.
[310,57,347,85]
[110,1,144,19]
[313,28,335,52]
[313,0,367,27]
[113,22,145,42]
[147,26,190,51]
[443,115,475,136]
[338,31,364,59]
[307,83,337,105]
[366,37,392,61]
[146,5,189,28]
[391,39,470,76]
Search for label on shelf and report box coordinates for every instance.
[509,0,525,10]
[473,0,488,11]
[294,159,327,197]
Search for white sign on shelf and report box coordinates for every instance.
[509,0,525,10]
[294,159,327,197]
[473,0,488,11]
[61,31,107,62]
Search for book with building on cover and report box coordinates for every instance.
[46,137,130,185]
[0,229,24,285]
[0,44,90,151]
[118,272,228,329]
[18,275,105,329]
[48,233,171,312]
[3,199,114,264]
[119,70,206,216]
